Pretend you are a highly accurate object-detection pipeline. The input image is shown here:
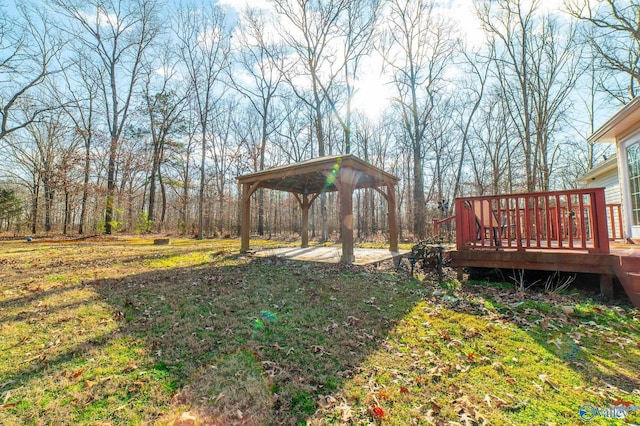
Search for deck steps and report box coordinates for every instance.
[612,257,640,308]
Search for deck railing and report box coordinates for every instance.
[606,203,623,240]
[455,188,610,253]
[433,215,455,237]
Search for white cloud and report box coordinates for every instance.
[78,7,119,30]
[442,0,571,48]
[446,0,484,48]
[217,0,273,13]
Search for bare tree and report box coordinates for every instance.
[272,94,313,163]
[567,0,640,102]
[165,103,199,235]
[53,0,161,234]
[0,4,62,141]
[141,51,188,232]
[2,109,77,234]
[231,9,286,235]
[324,0,380,154]
[54,54,100,235]
[272,0,350,240]
[469,89,516,195]
[175,1,230,240]
[382,0,457,239]
[452,47,491,201]
[563,43,616,182]
[478,0,582,191]
[209,100,243,235]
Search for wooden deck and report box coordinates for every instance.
[450,189,640,308]
[451,242,639,274]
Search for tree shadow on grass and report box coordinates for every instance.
[94,256,428,424]
[1,255,427,425]
[0,244,225,316]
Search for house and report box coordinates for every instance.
[577,154,624,240]
[447,99,640,307]
[578,154,619,204]
[588,97,640,241]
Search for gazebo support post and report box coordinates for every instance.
[387,183,399,251]
[294,192,320,249]
[241,183,251,253]
[340,182,355,263]
[301,194,310,248]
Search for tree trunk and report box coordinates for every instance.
[413,147,426,239]
[63,191,70,235]
[78,142,91,235]
[159,167,167,229]
[43,178,53,233]
[182,147,191,234]
[31,183,39,234]
[198,134,206,240]
[147,151,159,232]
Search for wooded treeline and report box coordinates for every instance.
[0,0,637,240]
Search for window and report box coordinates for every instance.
[628,142,640,226]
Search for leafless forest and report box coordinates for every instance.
[1,0,638,240]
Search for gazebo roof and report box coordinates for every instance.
[237,154,399,194]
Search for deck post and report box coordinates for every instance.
[592,189,611,253]
[241,183,251,253]
[455,199,463,250]
[600,274,614,300]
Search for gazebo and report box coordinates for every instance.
[237,154,400,263]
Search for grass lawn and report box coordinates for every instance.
[0,236,638,425]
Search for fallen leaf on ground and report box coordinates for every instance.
[317,395,336,408]
[69,370,83,380]
[484,394,492,408]
[174,411,197,426]
[336,402,353,421]
[430,398,442,414]
[538,374,559,390]
[613,398,633,407]
[370,405,385,418]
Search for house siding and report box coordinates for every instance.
[586,169,622,204]
[583,167,622,239]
